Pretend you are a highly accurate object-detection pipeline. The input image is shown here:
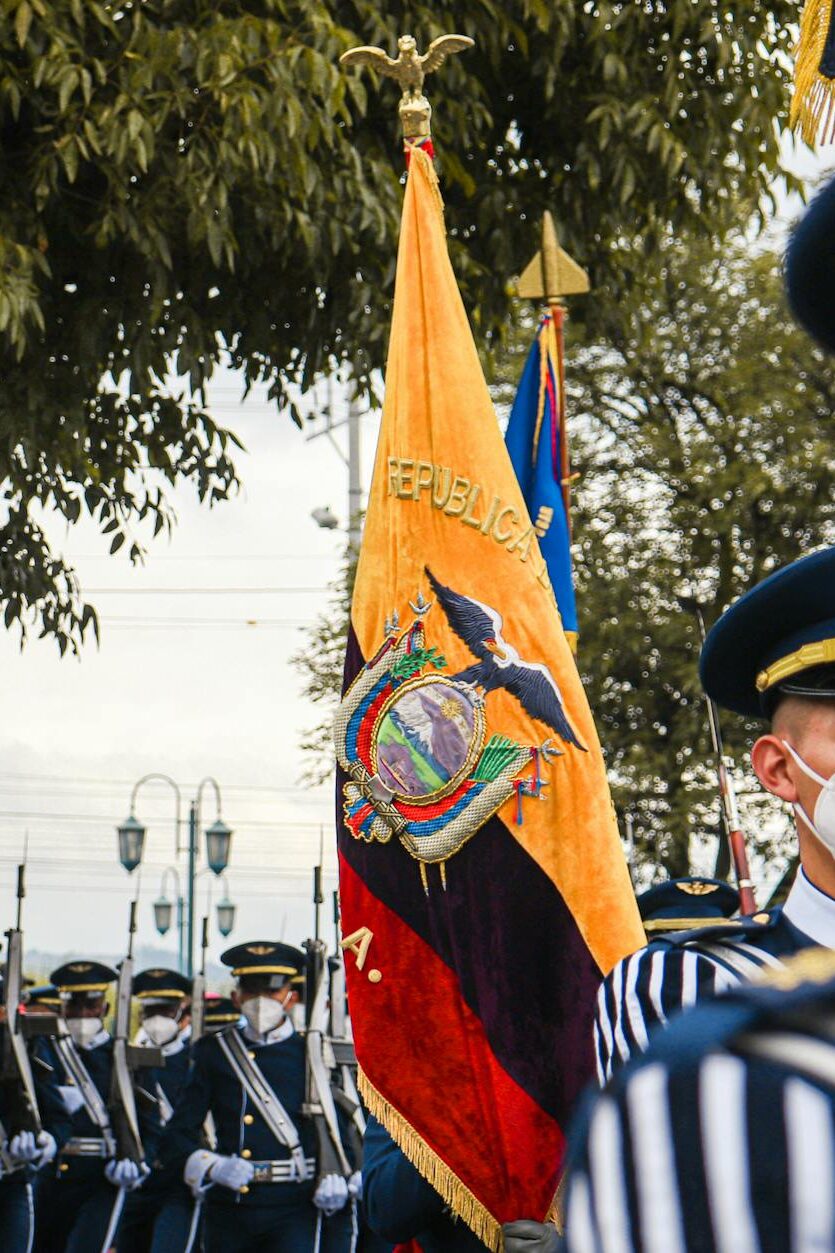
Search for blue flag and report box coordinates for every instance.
[505,312,578,646]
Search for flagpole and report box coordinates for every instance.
[516,211,590,540]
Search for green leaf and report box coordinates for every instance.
[15,2,32,48]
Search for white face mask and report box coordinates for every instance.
[240,995,286,1037]
[783,741,835,853]
[67,1017,103,1047]
[142,1015,179,1047]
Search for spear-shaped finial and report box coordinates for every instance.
[340,33,474,142]
[517,211,590,304]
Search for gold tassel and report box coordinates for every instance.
[408,143,446,220]
[358,1068,504,1252]
[792,0,835,144]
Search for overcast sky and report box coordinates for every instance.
[1,374,380,975]
[4,132,835,980]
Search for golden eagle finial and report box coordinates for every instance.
[340,33,474,141]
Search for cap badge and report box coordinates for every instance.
[69,963,93,972]
[677,883,718,896]
[245,944,275,956]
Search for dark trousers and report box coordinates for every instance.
[117,1183,201,1253]
[34,1169,125,1253]
[204,1199,356,1253]
[0,1175,33,1252]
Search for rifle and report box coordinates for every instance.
[303,939,352,1181]
[328,892,365,1152]
[190,917,208,1046]
[0,864,51,1172]
[679,596,757,915]
[108,901,159,1165]
[302,866,351,1185]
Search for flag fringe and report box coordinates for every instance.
[358,1067,503,1252]
[792,0,835,144]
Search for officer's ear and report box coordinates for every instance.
[751,734,800,803]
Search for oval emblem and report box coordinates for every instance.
[372,675,484,802]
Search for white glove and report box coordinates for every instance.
[207,1155,254,1192]
[314,1173,349,1216]
[502,1221,561,1253]
[9,1131,39,1163]
[58,1085,85,1116]
[105,1158,149,1191]
[348,1170,363,1201]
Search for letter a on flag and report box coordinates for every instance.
[334,148,643,1248]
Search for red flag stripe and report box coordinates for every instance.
[339,854,564,1225]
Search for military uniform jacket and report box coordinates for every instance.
[594,868,835,1082]
[563,950,835,1253]
[161,1025,318,1209]
[43,1034,161,1177]
[0,1024,70,1178]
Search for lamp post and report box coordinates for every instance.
[117,774,232,977]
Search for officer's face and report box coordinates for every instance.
[232,982,297,1010]
[141,1002,180,1022]
[64,994,107,1019]
[753,698,835,862]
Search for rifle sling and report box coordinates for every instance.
[155,1082,174,1125]
[54,1036,113,1141]
[216,1030,309,1181]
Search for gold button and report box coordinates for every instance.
[247,1051,255,1060]
[239,1185,250,1194]
[241,1148,252,1159]
[752,912,770,925]
[243,1114,254,1126]
[59,1163,69,1173]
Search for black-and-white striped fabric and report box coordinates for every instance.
[563,1051,835,1253]
[594,936,787,1083]
[566,1012,835,1247]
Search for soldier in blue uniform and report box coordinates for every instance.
[202,997,241,1035]
[34,960,159,1253]
[117,967,197,1253]
[161,941,353,1253]
[0,979,66,1251]
[636,876,739,938]
[595,545,835,1081]
[559,946,835,1252]
[363,1114,483,1252]
[23,985,62,1017]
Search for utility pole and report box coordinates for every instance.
[187,802,197,978]
[308,374,366,549]
[347,389,362,554]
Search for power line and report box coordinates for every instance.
[85,586,329,595]
[0,770,329,792]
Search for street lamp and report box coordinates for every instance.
[205,819,233,875]
[153,893,173,936]
[117,773,231,976]
[216,879,236,937]
[152,866,185,971]
[117,814,146,873]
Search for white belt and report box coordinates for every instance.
[62,1137,108,1158]
[250,1157,316,1184]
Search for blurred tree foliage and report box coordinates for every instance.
[493,233,835,882]
[0,0,800,649]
